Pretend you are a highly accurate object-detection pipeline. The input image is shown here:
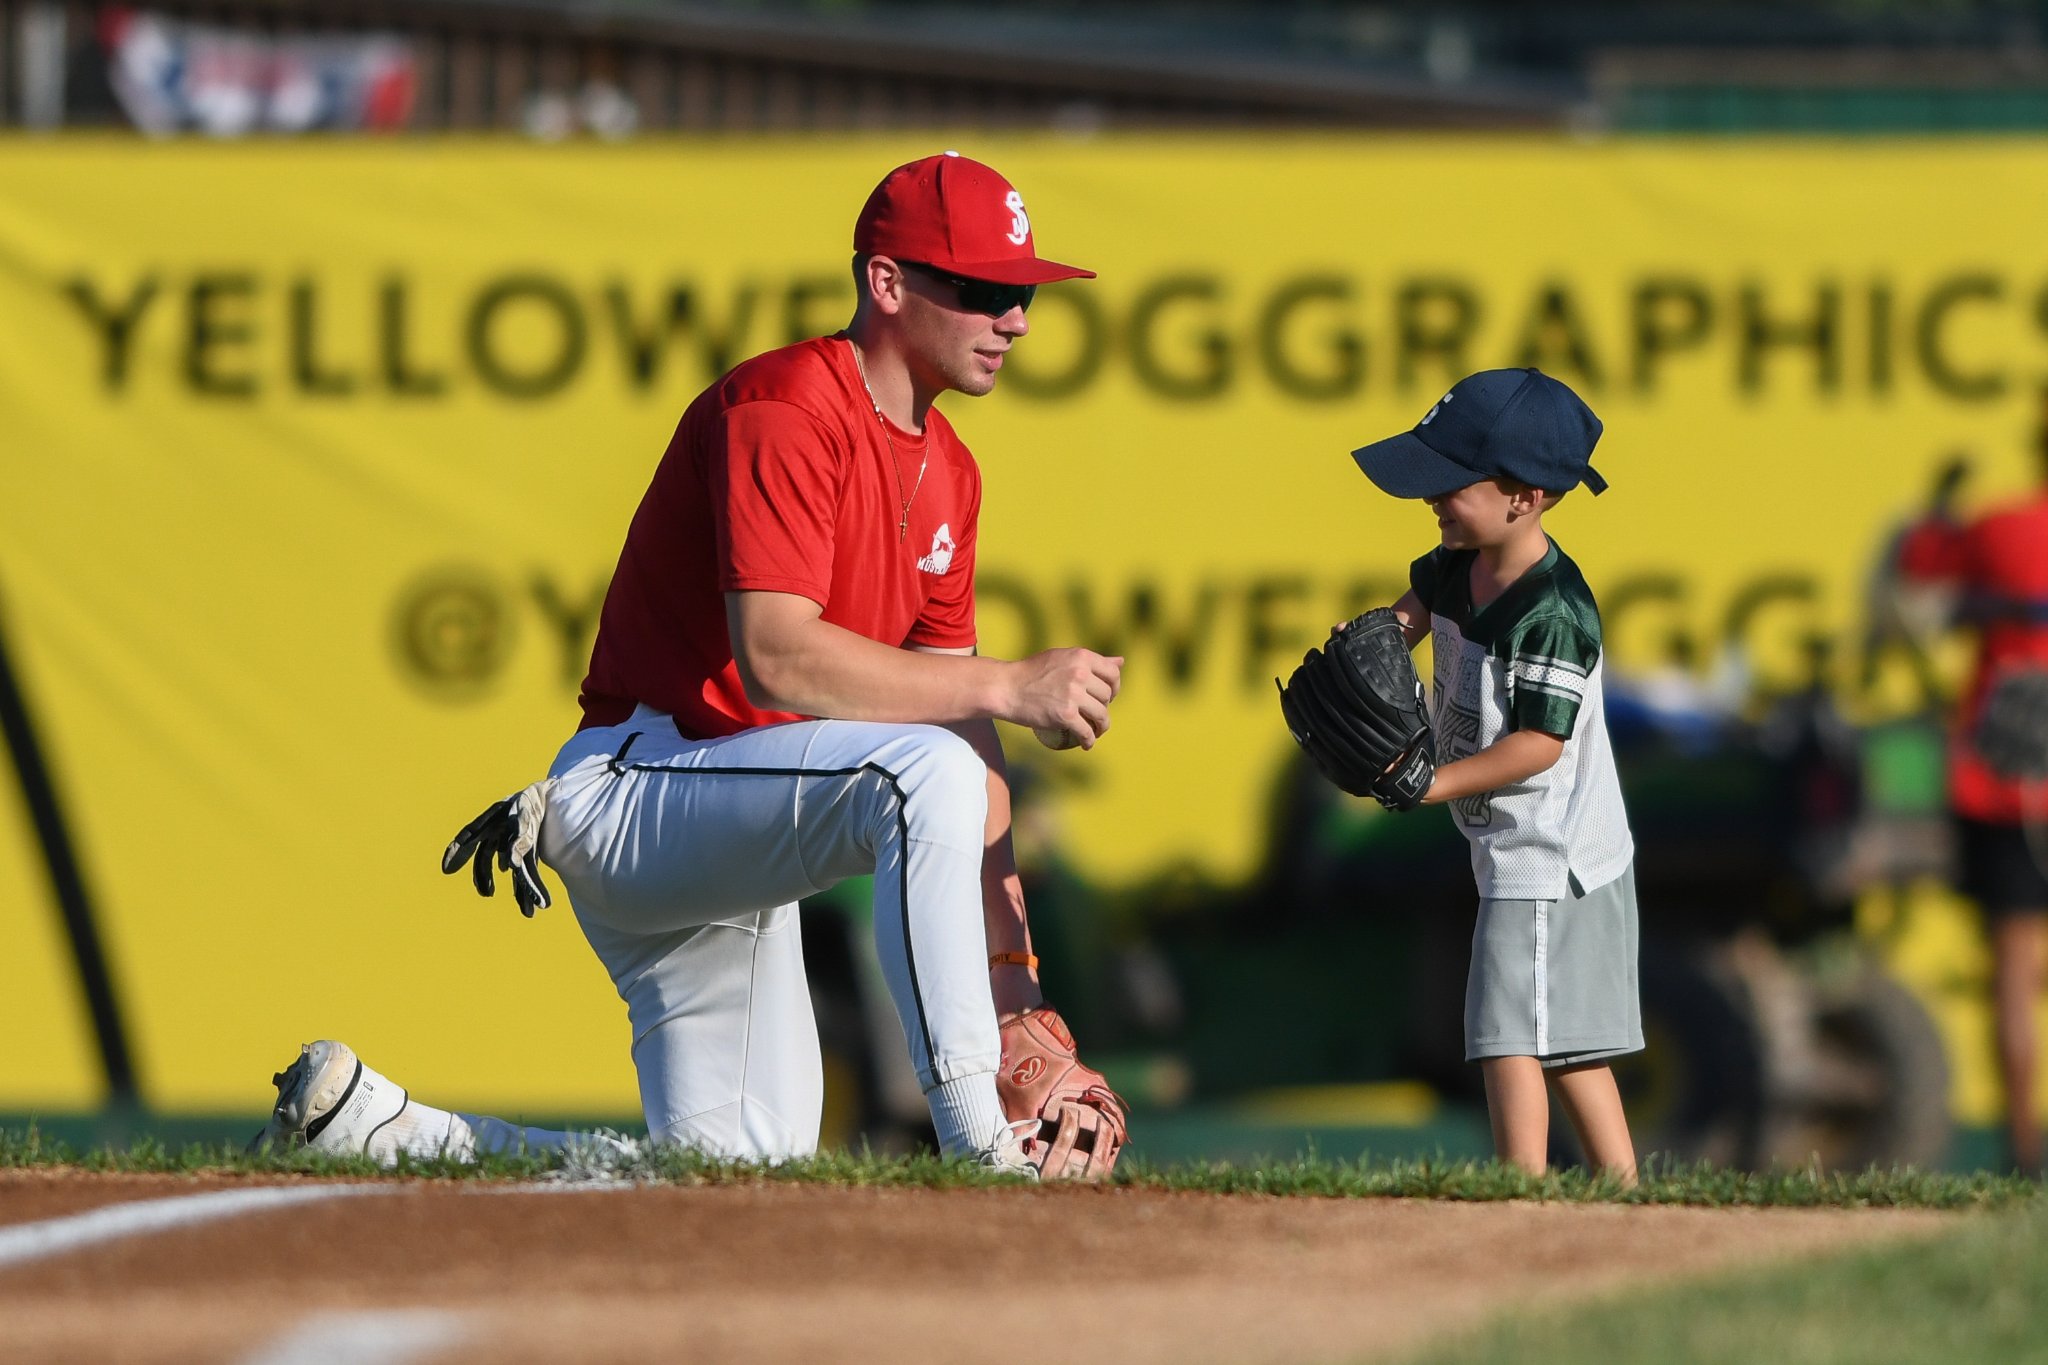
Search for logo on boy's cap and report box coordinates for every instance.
[1350,368,1608,500]
[853,153,1094,286]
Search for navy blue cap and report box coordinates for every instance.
[1351,368,1607,499]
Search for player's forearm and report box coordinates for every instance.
[946,719,1045,1017]
[1424,729,1564,804]
[741,613,1011,723]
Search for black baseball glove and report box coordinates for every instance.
[1276,607,1436,810]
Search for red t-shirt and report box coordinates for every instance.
[1899,492,2048,822]
[578,334,982,738]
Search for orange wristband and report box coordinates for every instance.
[988,952,1038,971]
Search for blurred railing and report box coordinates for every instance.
[1595,45,2048,132]
[0,0,1567,133]
[11,1,2048,135]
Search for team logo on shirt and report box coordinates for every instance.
[1436,630,1493,829]
[918,523,956,575]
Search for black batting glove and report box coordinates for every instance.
[440,779,555,917]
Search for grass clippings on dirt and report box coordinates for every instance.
[3,1124,2038,1210]
[1401,1198,2048,1365]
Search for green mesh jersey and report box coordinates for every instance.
[1409,538,1634,900]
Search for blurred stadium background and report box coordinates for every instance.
[4,0,2048,1174]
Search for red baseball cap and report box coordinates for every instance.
[853,152,1095,287]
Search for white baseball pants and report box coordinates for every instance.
[534,705,1002,1158]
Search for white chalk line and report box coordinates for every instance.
[0,1181,643,1360]
[237,1310,474,1365]
[0,1176,643,1268]
[0,1185,388,1271]
[0,1178,634,1271]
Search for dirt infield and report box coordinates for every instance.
[0,1171,1952,1364]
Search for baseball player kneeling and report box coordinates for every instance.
[254,153,1128,1181]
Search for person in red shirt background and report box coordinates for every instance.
[1899,396,2048,1173]
[254,153,1129,1178]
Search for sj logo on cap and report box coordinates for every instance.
[1420,391,1454,425]
[1004,190,1029,246]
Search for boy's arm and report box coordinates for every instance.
[1423,729,1565,805]
[1391,590,1432,649]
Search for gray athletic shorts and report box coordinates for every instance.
[1465,862,1644,1068]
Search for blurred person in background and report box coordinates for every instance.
[1898,393,2048,1173]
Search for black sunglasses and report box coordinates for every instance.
[900,261,1035,317]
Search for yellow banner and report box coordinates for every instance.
[4,137,2044,1115]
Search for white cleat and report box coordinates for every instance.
[252,1040,413,1164]
[975,1118,1042,1180]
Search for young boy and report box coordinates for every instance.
[1352,367,1642,1181]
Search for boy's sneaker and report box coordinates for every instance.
[251,1040,409,1162]
[974,1118,1041,1180]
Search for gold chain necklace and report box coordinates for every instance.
[849,339,929,542]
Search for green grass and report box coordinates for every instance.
[1,1125,2039,1209]
[1400,1199,2048,1365]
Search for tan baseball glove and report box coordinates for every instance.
[996,1006,1130,1181]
